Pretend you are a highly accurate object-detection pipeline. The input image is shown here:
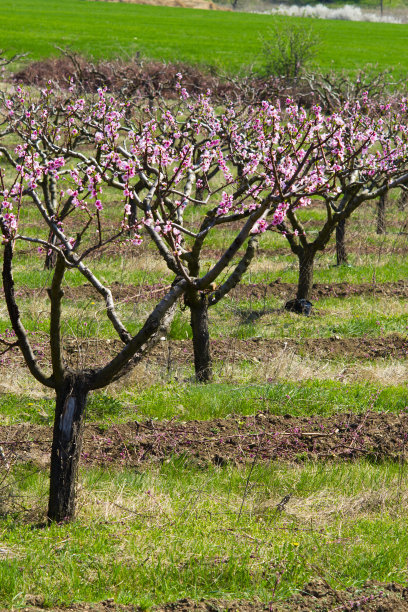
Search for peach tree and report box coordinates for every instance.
[0,84,287,521]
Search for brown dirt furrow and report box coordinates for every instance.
[2,411,408,470]
[16,580,408,611]
[1,334,407,375]
[5,279,408,304]
[258,279,408,301]
[150,334,408,363]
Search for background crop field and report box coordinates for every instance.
[3,0,408,74]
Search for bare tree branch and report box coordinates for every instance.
[208,236,258,306]
[2,241,55,388]
[89,279,187,389]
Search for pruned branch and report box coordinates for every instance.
[0,50,29,68]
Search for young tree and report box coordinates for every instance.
[0,87,186,522]
[37,86,275,382]
[272,97,408,302]
[88,87,358,380]
[261,23,321,79]
[304,67,403,269]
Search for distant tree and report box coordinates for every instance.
[274,97,408,301]
[261,23,321,79]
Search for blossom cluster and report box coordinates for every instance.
[1,83,408,262]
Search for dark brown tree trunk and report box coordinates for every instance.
[296,249,315,301]
[48,376,89,523]
[128,196,138,232]
[336,219,348,265]
[44,231,57,270]
[186,291,212,383]
[377,193,387,234]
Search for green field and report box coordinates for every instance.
[2,0,408,74]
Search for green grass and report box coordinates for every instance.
[1,459,408,608]
[0,392,122,426]
[243,252,408,285]
[9,249,172,289]
[3,0,408,75]
[114,380,408,420]
[2,380,407,425]
[206,292,408,339]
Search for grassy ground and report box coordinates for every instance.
[1,116,408,608]
[2,459,408,608]
[2,0,408,75]
[1,380,408,425]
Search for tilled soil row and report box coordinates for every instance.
[150,334,408,363]
[4,279,408,304]
[262,279,408,301]
[1,334,408,375]
[1,411,407,470]
[13,580,408,612]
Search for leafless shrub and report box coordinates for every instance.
[13,52,232,101]
[304,65,403,113]
[11,51,317,109]
[260,23,321,79]
[16,50,400,114]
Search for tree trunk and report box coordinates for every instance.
[376,192,386,234]
[296,249,315,301]
[336,219,348,265]
[44,231,57,270]
[187,291,212,383]
[48,376,89,523]
[127,196,138,233]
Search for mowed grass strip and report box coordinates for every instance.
[1,459,408,608]
[1,380,407,425]
[2,289,407,340]
[2,0,408,74]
